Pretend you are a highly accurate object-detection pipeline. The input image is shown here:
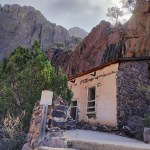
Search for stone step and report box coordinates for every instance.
[35,146,77,150]
[64,130,150,150]
[70,139,150,150]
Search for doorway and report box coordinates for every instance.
[70,100,77,121]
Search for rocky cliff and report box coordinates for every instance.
[51,21,125,77]
[0,4,80,61]
[1,1,150,78]
[51,0,150,78]
[68,27,88,39]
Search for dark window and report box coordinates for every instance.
[88,87,95,100]
[72,101,77,107]
[88,101,95,107]
[87,108,95,112]
[87,87,96,114]
[71,100,77,120]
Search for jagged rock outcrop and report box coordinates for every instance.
[68,27,88,39]
[52,21,125,77]
[125,0,150,57]
[2,1,150,78]
[48,48,72,71]
[0,4,80,61]
[51,0,150,77]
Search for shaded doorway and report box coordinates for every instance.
[71,100,77,121]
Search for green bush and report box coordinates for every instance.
[0,41,72,133]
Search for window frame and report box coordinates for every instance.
[87,86,96,114]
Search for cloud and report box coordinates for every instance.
[42,0,116,31]
[0,0,121,32]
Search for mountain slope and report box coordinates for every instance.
[0,4,80,61]
[51,0,150,77]
[68,27,88,39]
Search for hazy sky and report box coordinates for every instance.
[0,0,120,32]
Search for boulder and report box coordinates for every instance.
[51,120,66,129]
[54,105,68,112]
[51,110,66,118]
[120,116,145,139]
[143,127,150,143]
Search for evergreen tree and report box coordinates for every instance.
[0,41,72,132]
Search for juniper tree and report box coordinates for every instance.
[0,41,72,132]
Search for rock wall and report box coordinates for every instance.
[50,98,76,129]
[25,97,75,149]
[27,102,42,148]
[117,61,150,127]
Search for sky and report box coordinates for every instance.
[0,0,123,32]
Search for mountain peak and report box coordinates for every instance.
[68,27,88,39]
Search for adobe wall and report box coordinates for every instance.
[68,63,118,127]
[117,61,150,127]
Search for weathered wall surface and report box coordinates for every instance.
[68,63,118,127]
[117,61,150,126]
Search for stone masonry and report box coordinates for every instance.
[117,60,150,129]
[23,97,76,149]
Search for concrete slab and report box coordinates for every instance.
[63,129,150,150]
[35,146,76,150]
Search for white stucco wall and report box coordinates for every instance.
[68,63,118,127]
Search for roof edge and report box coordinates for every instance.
[68,57,150,80]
